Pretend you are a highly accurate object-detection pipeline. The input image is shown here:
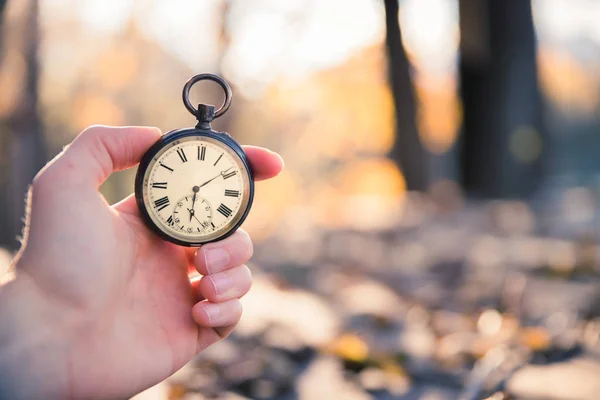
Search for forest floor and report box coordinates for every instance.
[133,189,600,400]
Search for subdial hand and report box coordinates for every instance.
[187,208,210,229]
[190,194,196,222]
[189,186,199,222]
[187,208,201,224]
[173,195,213,233]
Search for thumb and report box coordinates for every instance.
[51,125,162,187]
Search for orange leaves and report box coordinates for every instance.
[73,94,124,131]
[538,45,600,116]
[243,170,300,241]
[314,159,406,229]
[338,158,405,198]
[96,48,140,91]
[413,73,462,154]
[327,333,370,363]
[0,50,26,118]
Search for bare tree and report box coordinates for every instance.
[0,1,7,20]
[459,0,544,198]
[383,0,428,191]
[0,0,46,250]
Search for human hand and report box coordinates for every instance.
[0,126,283,399]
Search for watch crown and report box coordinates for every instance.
[195,103,215,130]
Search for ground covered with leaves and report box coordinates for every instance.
[137,190,600,400]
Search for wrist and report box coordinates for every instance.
[0,274,70,399]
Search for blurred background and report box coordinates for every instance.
[2,0,600,399]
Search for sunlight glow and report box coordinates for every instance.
[77,0,134,34]
[222,0,384,96]
[533,0,600,47]
[399,0,459,74]
[134,0,222,72]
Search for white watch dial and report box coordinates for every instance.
[142,135,251,243]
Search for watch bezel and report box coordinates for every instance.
[134,128,255,247]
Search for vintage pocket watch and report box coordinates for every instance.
[135,74,254,246]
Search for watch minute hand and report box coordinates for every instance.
[198,167,234,188]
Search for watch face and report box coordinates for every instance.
[139,134,252,245]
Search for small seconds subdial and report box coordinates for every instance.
[172,194,214,234]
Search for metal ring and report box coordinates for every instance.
[182,73,232,119]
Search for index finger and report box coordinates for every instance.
[243,146,284,181]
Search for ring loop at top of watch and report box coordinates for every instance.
[182,73,233,119]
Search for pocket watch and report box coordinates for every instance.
[135,74,254,246]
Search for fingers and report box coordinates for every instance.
[192,299,242,329]
[195,264,252,302]
[191,229,253,340]
[192,264,251,332]
[194,229,253,275]
[51,125,162,187]
[243,146,284,181]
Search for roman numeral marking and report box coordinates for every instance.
[198,146,206,161]
[160,163,174,172]
[225,189,240,197]
[152,182,168,189]
[217,204,233,218]
[154,196,170,212]
[166,216,174,226]
[213,154,223,166]
[177,148,188,163]
[222,170,237,180]
[211,222,216,229]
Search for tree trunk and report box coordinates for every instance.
[459,0,544,198]
[383,0,428,191]
[0,1,7,20]
[0,0,45,250]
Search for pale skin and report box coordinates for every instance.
[0,126,284,399]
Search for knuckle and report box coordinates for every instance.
[78,126,120,175]
[80,124,108,137]
[83,127,108,154]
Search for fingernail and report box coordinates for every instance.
[204,248,230,274]
[203,303,221,324]
[210,273,234,297]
